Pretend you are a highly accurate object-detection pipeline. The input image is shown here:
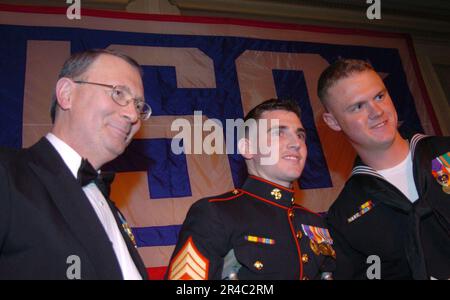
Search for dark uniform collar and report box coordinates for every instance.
[351,133,428,178]
[241,175,295,208]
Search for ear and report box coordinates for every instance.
[237,138,254,160]
[322,112,342,131]
[55,77,74,111]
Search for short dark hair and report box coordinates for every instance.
[50,48,143,123]
[244,98,302,122]
[240,98,302,141]
[317,59,374,107]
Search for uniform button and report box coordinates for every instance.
[232,189,239,195]
[288,210,295,218]
[253,260,264,270]
[301,254,309,263]
[302,276,309,280]
[296,230,302,239]
[291,197,295,205]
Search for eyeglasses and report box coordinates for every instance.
[73,80,152,120]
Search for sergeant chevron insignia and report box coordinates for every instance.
[168,236,209,280]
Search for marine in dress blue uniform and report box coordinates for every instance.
[166,99,336,280]
[166,175,335,280]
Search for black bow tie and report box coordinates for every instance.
[77,159,115,198]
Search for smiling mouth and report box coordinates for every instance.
[371,120,388,129]
[282,155,301,162]
[109,124,130,141]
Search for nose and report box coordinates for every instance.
[121,100,139,124]
[368,101,384,120]
[287,133,301,151]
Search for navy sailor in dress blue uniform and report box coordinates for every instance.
[318,59,450,279]
[166,99,335,280]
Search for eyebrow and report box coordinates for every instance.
[297,128,306,134]
[267,125,284,133]
[116,84,144,102]
[346,87,387,110]
[115,84,132,93]
[345,100,364,111]
[373,88,387,99]
[268,125,306,133]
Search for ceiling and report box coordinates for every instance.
[1,0,449,41]
[2,0,450,18]
[255,0,450,21]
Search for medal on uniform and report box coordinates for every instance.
[328,244,336,259]
[439,152,450,170]
[302,224,335,257]
[117,211,138,248]
[431,153,450,195]
[318,243,336,259]
[309,240,320,256]
[443,186,450,194]
[301,224,334,245]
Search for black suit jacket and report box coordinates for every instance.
[0,138,148,279]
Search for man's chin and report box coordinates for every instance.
[284,172,302,184]
[107,143,127,159]
[372,134,396,149]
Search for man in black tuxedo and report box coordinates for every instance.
[0,49,152,279]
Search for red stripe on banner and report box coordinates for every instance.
[0,3,66,14]
[147,266,167,280]
[404,36,442,135]
[0,3,411,39]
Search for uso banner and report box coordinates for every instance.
[0,4,439,279]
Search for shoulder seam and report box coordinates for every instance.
[208,191,243,203]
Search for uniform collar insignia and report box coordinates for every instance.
[271,188,282,200]
[241,175,295,208]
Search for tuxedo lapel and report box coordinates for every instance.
[106,199,149,279]
[27,138,123,279]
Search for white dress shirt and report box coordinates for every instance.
[46,133,142,280]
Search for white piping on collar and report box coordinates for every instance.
[410,133,428,160]
[351,133,428,178]
[351,166,384,179]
